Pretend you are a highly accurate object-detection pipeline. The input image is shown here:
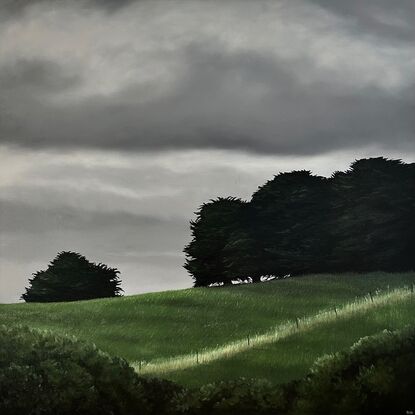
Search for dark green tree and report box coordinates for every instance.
[246,170,331,277]
[184,197,246,287]
[223,203,262,283]
[329,157,415,272]
[21,251,123,302]
[184,157,414,286]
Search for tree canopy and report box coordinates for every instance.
[184,197,246,287]
[250,170,331,278]
[184,158,415,287]
[22,251,123,302]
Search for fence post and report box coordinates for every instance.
[196,351,199,364]
[334,306,338,317]
[295,317,299,329]
[247,334,250,346]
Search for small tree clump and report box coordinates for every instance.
[21,251,123,302]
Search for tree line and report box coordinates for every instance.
[184,157,415,287]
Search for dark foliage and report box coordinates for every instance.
[178,378,294,415]
[291,326,415,414]
[329,158,415,273]
[21,251,123,302]
[184,158,415,286]
[0,325,182,415]
[2,325,414,414]
[250,170,331,278]
[184,197,247,286]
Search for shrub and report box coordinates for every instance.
[22,251,123,302]
[292,326,415,414]
[2,325,414,414]
[0,325,182,415]
[177,378,294,415]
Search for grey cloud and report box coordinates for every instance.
[0,59,82,92]
[0,197,189,270]
[3,0,414,43]
[0,200,184,235]
[1,0,414,156]
[1,45,414,155]
[0,0,134,19]
[0,58,83,142]
[88,0,138,12]
[308,0,415,43]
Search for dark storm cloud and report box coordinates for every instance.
[1,45,414,155]
[0,0,413,156]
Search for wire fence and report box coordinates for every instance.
[132,284,414,375]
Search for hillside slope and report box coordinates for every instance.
[163,292,415,386]
[1,272,414,367]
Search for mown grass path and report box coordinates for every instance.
[133,286,413,375]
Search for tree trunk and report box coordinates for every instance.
[251,275,261,283]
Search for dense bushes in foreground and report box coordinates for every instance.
[0,325,181,415]
[2,325,415,414]
[292,326,415,414]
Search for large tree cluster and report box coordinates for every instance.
[184,158,415,287]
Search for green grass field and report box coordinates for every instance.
[164,294,415,386]
[1,272,414,386]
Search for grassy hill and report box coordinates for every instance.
[1,272,414,386]
[164,293,415,386]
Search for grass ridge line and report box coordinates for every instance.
[132,286,413,375]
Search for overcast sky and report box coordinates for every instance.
[1,0,414,303]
